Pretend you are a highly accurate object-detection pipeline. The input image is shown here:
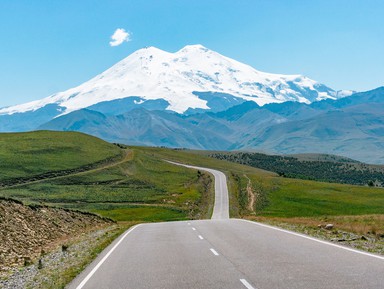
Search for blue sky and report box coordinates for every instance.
[1,0,383,107]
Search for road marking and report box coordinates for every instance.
[240,219,384,261]
[75,224,141,289]
[192,227,196,231]
[198,235,204,240]
[240,279,256,289]
[210,248,219,256]
[187,222,191,226]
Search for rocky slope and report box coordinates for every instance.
[0,198,112,278]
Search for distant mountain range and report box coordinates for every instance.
[1,45,383,164]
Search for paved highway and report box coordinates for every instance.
[68,162,384,289]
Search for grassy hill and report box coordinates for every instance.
[0,132,219,222]
[0,131,383,234]
[0,131,122,182]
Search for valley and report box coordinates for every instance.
[1,131,383,232]
[0,131,382,287]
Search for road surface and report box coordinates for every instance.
[68,162,384,289]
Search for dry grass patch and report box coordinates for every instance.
[248,214,384,237]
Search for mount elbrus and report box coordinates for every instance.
[1,45,383,164]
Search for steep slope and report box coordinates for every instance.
[0,44,344,120]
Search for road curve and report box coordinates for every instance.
[67,162,384,289]
[166,161,229,219]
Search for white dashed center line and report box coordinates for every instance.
[240,279,256,289]
[198,235,204,240]
[210,248,219,256]
[192,227,196,231]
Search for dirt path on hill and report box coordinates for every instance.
[244,175,256,212]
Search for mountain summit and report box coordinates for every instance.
[0,44,349,116]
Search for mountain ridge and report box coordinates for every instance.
[37,86,384,164]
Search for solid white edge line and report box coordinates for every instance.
[198,235,204,240]
[210,248,219,256]
[240,278,256,289]
[75,224,142,289]
[239,219,384,261]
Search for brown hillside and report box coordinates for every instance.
[0,198,112,276]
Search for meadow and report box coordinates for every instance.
[0,131,383,236]
[0,132,213,222]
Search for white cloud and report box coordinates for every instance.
[109,28,131,47]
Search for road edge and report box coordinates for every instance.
[67,224,142,289]
[237,218,384,260]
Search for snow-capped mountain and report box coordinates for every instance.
[0,44,350,116]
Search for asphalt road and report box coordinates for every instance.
[166,161,229,219]
[68,162,384,289]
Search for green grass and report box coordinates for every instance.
[0,131,121,181]
[0,137,216,222]
[114,147,384,219]
[261,178,384,217]
[130,147,276,217]
[91,206,187,222]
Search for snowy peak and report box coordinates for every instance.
[177,44,208,51]
[0,44,349,116]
